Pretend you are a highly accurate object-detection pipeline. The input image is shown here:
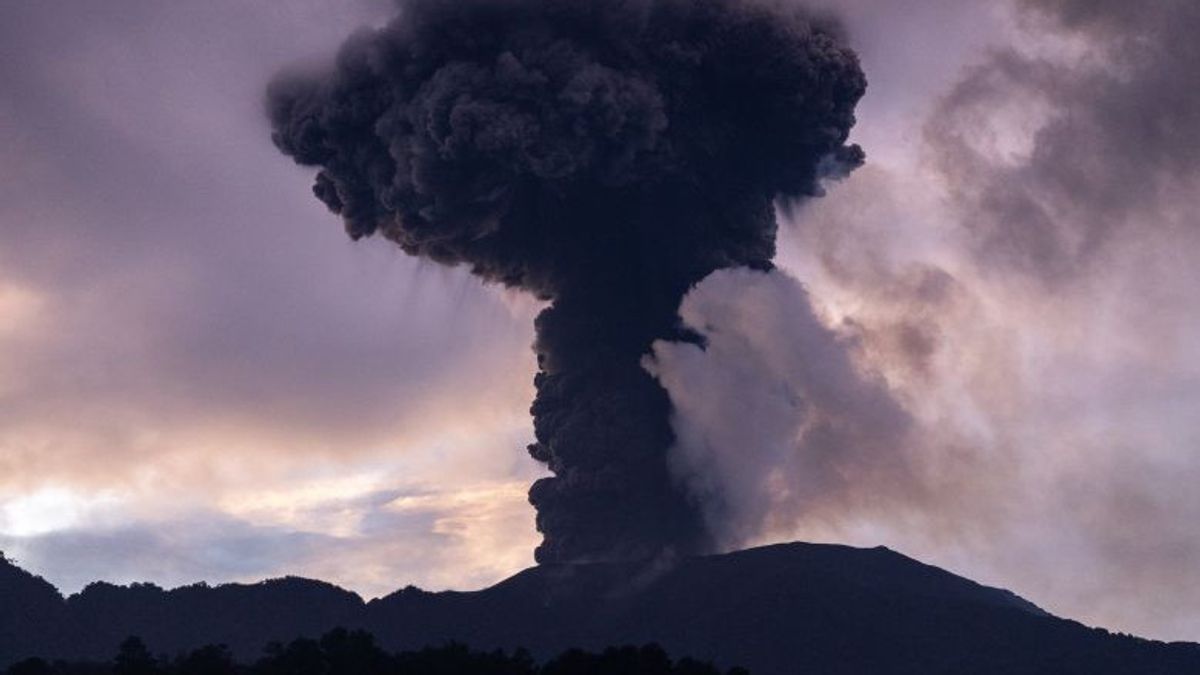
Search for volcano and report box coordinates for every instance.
[3,542,1197,674]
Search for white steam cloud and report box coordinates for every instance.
[644,268,918,550]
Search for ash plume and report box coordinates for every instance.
[266,0,866,563]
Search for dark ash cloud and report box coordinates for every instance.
[928,0,1200,282]
[267,0,866,563]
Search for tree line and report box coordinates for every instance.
[5,629,750,675]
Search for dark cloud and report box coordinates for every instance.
[268,0,866,563]
[928,0,1200,282]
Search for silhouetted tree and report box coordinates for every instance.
[541,644,724,675]
[255,638,322,675]
[317,628,388,675]
[392,642,535,675]
[4,631,750,675]
[114,637,159,675]
[174,645,235,675]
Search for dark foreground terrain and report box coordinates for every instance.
[3,542,1198,674]
[5,632,739,675]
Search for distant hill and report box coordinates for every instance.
[0,551,64,663]
[2,543,1198,674]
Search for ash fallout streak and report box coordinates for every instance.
[267,0,865,563]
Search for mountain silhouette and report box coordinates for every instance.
[2,543,1198,674]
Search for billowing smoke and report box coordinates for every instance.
[266,0,865,563]
[644,268,917,548]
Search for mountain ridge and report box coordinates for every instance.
[3,542,1198,674]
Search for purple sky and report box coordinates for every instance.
[2,0,1198,641]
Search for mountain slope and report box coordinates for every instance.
[2,543,1197,674]
[0,552,65,664]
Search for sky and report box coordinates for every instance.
[1,0,1198,642]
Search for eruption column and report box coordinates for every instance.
[267,0,866,562]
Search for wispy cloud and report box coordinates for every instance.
[0,0,1197,644]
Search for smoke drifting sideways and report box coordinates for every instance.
[644,268,917,549]
[266,0,866,564]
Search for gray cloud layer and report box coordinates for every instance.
[0,0,540,479]
[749,0,1200,641]
[0,0,543,593]
[930,0,1200,282]
[1,0,1198,643]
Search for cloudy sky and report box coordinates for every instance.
[2,0,1198,642]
